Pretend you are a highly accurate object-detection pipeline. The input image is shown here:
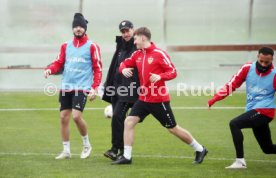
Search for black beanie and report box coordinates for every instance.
[72,13,88,31]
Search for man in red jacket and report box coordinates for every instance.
[44,13,102,160]
[112,27,207,165]
[208,47,276,169]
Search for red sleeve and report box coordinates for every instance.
[47,43,67,74]
[156,50,177,81]
[211,62,252,102]
[90,43,102,90]
[119,51,138,73]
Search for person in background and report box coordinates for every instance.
[102,20,139,160]
[44,13,102,159]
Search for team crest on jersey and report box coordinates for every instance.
[148,57,154,64]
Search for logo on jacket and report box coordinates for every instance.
[148,57,154,64]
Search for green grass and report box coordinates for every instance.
[0,92,276,178]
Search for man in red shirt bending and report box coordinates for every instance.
[112,27,208,165]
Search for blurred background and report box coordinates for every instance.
[0,0,276,91]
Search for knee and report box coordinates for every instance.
[262,147,273,154]
[73,116,81,123]
[112,111,123,121]
[168,126,177,134]
[229,119,237,128]
[124,116,137,129]
[60,114,67,120]
[60,114,70,125]
[263,150,271,154]
[72,113,82,122]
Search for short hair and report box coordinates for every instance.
[258,46,274,56]
[134,27,151,40]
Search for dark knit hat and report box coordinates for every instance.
[72,13,88,31]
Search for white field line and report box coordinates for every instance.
[0,106,245,111]
[0,152,275,163]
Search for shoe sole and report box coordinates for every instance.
[225,166,247,169]
[111,162,132,165]
[103,153,117,161]
[80,155,91,159]
[55,156,71,160]
[111,160,132,165]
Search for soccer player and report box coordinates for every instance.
[112,27,208,165]
[102,20,139,160]
[44,13,102,159]
[208,47,276,169]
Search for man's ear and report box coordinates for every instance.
[142,35,146,42]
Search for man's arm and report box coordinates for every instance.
[119,51,138,77]
[45,43,67,78]
[208,62,252,108]
[90,43,102,90]
[154,49,177,81]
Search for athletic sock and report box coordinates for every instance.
[63,141,70,153]
[189,139,204,152]
[123,145,132,160]
[82,134,91,147]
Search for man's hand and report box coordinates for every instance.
[44,69,51,78]
[88,88,97,101]
[149,73,161,83]
[207,99,216,110]
[122,68,134,78]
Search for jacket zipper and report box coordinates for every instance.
[142,50,146,101]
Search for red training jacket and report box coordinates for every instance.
[209,62,276,119]
[47,34,102,90]
[119,42,177,103]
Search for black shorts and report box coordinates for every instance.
[129,100,177,128]
[59,91,88,112]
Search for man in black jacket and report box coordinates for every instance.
[102,20,139,160]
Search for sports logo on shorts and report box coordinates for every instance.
[75,103,81,108]
[148,57,154,64]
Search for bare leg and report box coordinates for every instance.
[72,109,88,136]
[60,109,72,141]
[124,116,140,146]
[168,125,193,144]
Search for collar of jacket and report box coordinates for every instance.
[116,36,134,49]
[143,42,155,53]
[73,34,88,47]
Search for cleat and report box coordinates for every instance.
[80,145,92,159]
[193,147,208,164]
[117,149,124,157]
[104,149,118,161]
[225,160,247,169]
[55,151,71,159]
[112,155,132,165]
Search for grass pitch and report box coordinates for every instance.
[0,92,276,178]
